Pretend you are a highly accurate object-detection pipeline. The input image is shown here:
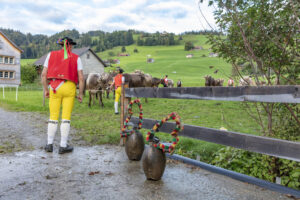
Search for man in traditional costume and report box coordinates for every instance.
[111,68,125,114]
[41,37,84,154]
[163,75,168,87]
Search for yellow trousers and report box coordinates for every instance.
[49,81,76,121]
[115,87,122,102]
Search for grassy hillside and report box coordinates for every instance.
[21,59,36,65]
[99,35,231,86]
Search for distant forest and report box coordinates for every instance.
[0,28,219,59]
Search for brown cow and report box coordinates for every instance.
[204,75,224,86]
[152,77,163,87]
[86,72,112,107]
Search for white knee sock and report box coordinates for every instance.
[114,101,119,113]
[60,120,70,147]
[47,120,58,145]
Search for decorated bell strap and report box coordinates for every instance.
[146,112,183,154]
[120,99,143,138]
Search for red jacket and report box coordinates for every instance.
[47,49,78,84]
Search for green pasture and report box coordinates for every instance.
[21,59,36,65]
[100,35,231,86]
[0,35,264,162]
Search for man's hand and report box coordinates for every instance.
[44,89,49,98]
[77,93,83,103]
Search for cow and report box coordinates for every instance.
[86,72,112,107]
[162,78,174,87]
[123,73,146,88]
[204,75,224,86]
[152,77,163,87]
[104,71,117,99]
[132,70,164,88]
[239,76,254,86]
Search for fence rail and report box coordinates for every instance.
[125,86,300,103]
[122,85,300,162]
[130,117,300,162]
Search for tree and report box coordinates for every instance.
[200,0,300,188]
[121,46,126,53]
[201,0,300,135]
[184,41,194,51]
[137,37,144,46]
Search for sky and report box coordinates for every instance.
[0,0,217,36]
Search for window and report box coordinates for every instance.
[0,56,15,64]
[87,53,90,59]
[9,72,14,79]
[0,71,15,79]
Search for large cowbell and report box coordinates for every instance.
[125,127,145,161]
[142,145,166,181]
[142,112,182,181]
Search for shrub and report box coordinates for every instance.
[212,147,300,190]
[184,41,194,51]
[21,64,37,84]
[108,51,115,57]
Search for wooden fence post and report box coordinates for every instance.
[120,84,125,145]
[16,86,18,101]
[120,83,130,146]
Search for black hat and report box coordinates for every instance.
[57,37,77,46]
[117,67,124,73]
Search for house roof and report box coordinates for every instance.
[34,47,107,67]
[0,31,23,53]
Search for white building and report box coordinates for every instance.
[0,31,22,86]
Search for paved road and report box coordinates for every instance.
[0,108,291,200]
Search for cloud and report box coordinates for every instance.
[0,0,216,35]
[107,15,137,26]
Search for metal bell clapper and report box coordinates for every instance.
[125,125,145,161]
[142,136,166,181]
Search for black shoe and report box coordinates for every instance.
[44,144,53,152]
[115,112,119,115]
[58,145,73,154]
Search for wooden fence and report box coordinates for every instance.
[121,85,300,162]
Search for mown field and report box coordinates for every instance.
[1,35,264,162]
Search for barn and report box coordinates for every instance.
[34,47,107,77]
[0,31,22,86]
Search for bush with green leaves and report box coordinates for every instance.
[184,41,194,51]
[108,51,115,57]
[21,64,37,84]
[212,147,300,190]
